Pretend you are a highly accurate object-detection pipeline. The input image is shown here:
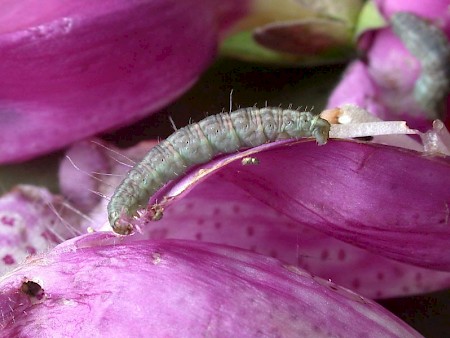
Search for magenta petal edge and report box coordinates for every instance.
[0,233,422,337]
[150,139,450,271]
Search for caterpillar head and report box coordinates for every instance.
[283,111,330,145]
[109,210,134,235]
[310,115,331,145]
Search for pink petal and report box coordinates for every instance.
[59,139,450,298]
[58,139,159,232]
[148,140,450,271]
[0,185,79,274]
[366,29,420,110]
[141,178,450,299]
[326,60,388,119]
[58,139,112,214]
[0,0,248,164]
[0,232,422,337]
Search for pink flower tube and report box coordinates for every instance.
[0,232,422,337]
[44,136,450,300]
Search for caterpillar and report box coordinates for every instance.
[391,12,450,117]
[107,107,331,235]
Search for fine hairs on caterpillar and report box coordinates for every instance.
[391,12,450,117]
[108,107,331,235]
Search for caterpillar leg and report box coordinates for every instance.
[149,204,164,221]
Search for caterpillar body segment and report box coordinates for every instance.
[108,107,331,235]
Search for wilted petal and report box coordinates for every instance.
[253,19,354,61]
[0,0,247,164]
[0,232,422,337]
[321,104,423,151]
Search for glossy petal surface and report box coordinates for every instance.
[58,139,450,298]
[0,232,422,337]
[0,0,223,163]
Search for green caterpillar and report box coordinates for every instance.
[108,107,331,235]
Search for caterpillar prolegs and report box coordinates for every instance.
[108,107,331,235]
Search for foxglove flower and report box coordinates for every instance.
[0,232,422,337]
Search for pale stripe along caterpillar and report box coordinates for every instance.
[391,12,450,117]
[108,107,331,235]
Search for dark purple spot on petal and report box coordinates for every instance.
[377,272,384,280]
[232,205,241,213]
[338,249,346,261]
[246,226,254,237]
[26,246,37,255]
[1,215,16,226]
[214,222,221,229]
[148,228,168,239]
[2,254,15,265]
[197,218,205,226]
[352,278,361,289]
[321,249,329,260]
[393,267,404,277]
[415,272,422,282]
[195,232,203,240]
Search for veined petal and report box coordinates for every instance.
[0,232,422,337]
[147,140,450,271]
[58,138,450,298]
